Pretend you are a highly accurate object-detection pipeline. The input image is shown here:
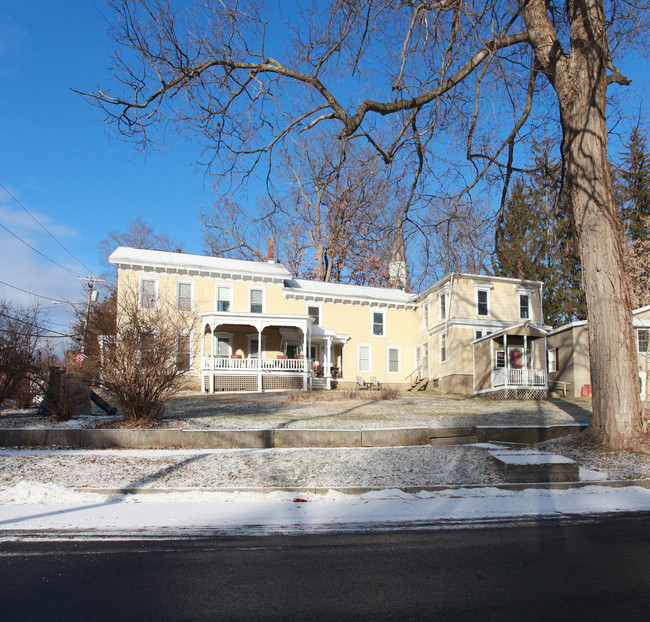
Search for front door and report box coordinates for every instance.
[509,347,524,369]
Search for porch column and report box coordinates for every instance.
[504,334,508,387]
[325,336,332,390]
[257,323,263,392]
[302,324,308,390]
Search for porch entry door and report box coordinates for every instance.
[286,343,301,358]
[508,347,524,369]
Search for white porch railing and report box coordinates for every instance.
[493,368,547,388]
[202,356,308,372]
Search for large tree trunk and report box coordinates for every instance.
[554,2,646,448]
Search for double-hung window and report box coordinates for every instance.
[440,332,447,363]
[217,286,231,312]
[496,350,506,368]
[250,288,263,313]
[139,279,157,310]
[176,282,192,311]
[547,348,558,373]
[477,289,489,317]
[440,292,446,321]
[423,302,429,328]
[638,329,648,354]
[176,332,191,372]
[372,311,385,336]
[308,306,320,325]
[387,346,400,374]
[358,344,372,372]
[519,293,530,320]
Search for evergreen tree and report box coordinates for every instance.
[618,127,650,241]
[494,140,586,326]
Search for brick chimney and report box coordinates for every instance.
[266,237,275,263]
[512,258,524,280]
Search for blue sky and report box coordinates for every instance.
[0,0,212,319]
[1,0,648,336]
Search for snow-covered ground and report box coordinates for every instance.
[2,481,650,538]
[0,392,594,430]
[1,394,648,538]
[0,441,649,538]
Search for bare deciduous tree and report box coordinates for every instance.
[0,300,51,408]
[81,1,649,448]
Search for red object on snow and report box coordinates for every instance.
[293,498,309,503]
[581,384,592,398]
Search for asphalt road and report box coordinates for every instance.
[2,515,650,621]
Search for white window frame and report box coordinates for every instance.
[476,288,490,317]
[358,343,372,373]
[439,292,447,321]
[213,332,233,358]
[387,346,401,374]
[519,293,530,320]
[439,332,447,364]
[176,280,193,312]
[638,329,649,354]
[138,277,158,310]
[496,350,506,369]
[371,309,385,337]
[247,334,266,358]
[422,302,429,329]
[547,347,558,373]
[216,284,232,313]
[176,330,193,372]
[249,286,265,314]
[307,303,321,326]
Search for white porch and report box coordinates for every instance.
[473,322,549,397]
[199,311,347,392]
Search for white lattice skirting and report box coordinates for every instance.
[482,388,548,400]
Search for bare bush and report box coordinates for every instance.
[98,286,198,422]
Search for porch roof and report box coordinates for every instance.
[471,322,548,345]
[200,311,310,333]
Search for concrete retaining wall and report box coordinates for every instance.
[476,423,587,444]
[0,422,586,449]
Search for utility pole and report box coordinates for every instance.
[78,276,105,354]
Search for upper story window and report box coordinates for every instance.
[217,286,231,312]
[638,329,648,353]
[477,289,489,317]
[423,302,429,328]
[372,310,385,336]
[250,288,263,313]
[308,305,320,326]
[176,282,192,311]
[439,292,446,320]
[519,294,530,320]
[139,278,157,310]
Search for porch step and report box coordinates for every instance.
[311,377,327,390]
[408,378,429,391]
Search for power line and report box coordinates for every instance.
[0,182,95,276]
[0,221,80,277]
[0,278,66,303]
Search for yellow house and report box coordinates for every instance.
[109,247,549,396]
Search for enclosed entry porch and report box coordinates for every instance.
[472,323,549,399]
